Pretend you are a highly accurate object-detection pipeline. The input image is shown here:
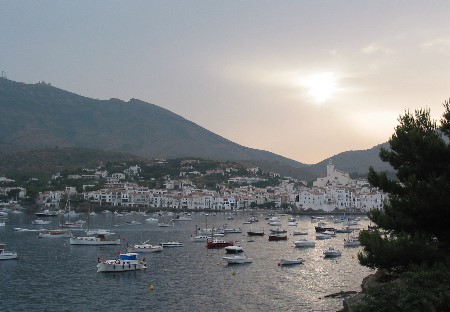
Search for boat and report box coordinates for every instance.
[269,228,287,234]
[206,239,234,249]
[38,230,73,238]
[315,225,337,233]
[294,239,316,247]
[14,227,45,232]
[34,209,58,217]
[268,234,288,241]
[322,230,336,236]
[343,236,361,247]
[288,221,298,226]
[85,229,113,236]
[268,221,282,226]
[159,241,183,247]
[0,221,5,227]
[145,217,159,223]
[316,233,332,240]
[31,219,52,225]
[157,222,174,227]
[247,229,265,236]
[323,247,342,258]
[171,216,192,221]
[335,227,353,233]
[127,243,163,253]
[225,245,243,254]
[126,221,142,225]
[97,253,146,273]
[278,258,304,266]
[190,235,211,242]
[69,233,121,245]
[222,228,242,234]
[293,230,308,235]
[223,255,252,264]
[0,243,18,260]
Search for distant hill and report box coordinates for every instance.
[307,143,393,178]
[0,78,393,181]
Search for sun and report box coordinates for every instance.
[301,72,337,103]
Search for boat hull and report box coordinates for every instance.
[0,252,18,260]
[97,261,145,272]
[70,237,121,245]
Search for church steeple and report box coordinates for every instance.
[327,159,334,177]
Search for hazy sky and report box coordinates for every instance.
[2,1,450,164]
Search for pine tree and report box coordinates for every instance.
[358,101,450,272]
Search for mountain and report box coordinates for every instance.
[0,78,393,180]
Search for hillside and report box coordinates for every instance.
[0,78,393,180]
[0,78,306,165]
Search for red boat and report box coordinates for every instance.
[206,239,234,249]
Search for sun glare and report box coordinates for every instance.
[301,72,337,103]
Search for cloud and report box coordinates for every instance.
[361,43,393,55]
[420,38,450,55]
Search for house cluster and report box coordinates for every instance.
[38,160,386,212]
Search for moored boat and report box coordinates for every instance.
[159,241,183,247]
[225,245,243,254]
[31,219,52,225]
[206,239,234,249]
[343,236,360,247]
[0,243,17,260]
[247,229,265,236]
[38,230,73,238]
[278,258,304,266]
[127,243,163,253]
[223,255,252,264]
[97,253,146,273]
[294,239,316,247]
[70,234,121,245]
[268,234,288,241]
[323,247,342,258]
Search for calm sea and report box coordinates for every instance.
[0,211,373,312]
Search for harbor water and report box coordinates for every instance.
[0,211,373,312]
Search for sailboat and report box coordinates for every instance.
[61,199,82,228]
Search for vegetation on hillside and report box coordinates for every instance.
[355,102,450,311]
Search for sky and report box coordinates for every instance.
[1,1,450,164]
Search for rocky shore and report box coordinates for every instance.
[340,270,396,312]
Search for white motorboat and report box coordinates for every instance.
[223,255,253,264]
[31,219,52,225]
[223,228,242,234]
[157,222,174,227]
[38,230,73,238]
[190,235,210,242]
[159,241,183,247]
[0,221,5,227]
[0,243,17,260]
[127,243,163,253]
[323,247,342,258]
[322,230,336,236]
[97,253,146,273]
[288,221,298,226]
[70,234,121,245]
[268,221,282,226]
[293,230,308,235]
[85,229,113,236]
[225,245,243,254]
[278,258,304,266]
[294,239,316,247]
[343,237,361,247]
[145,217,159,223]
